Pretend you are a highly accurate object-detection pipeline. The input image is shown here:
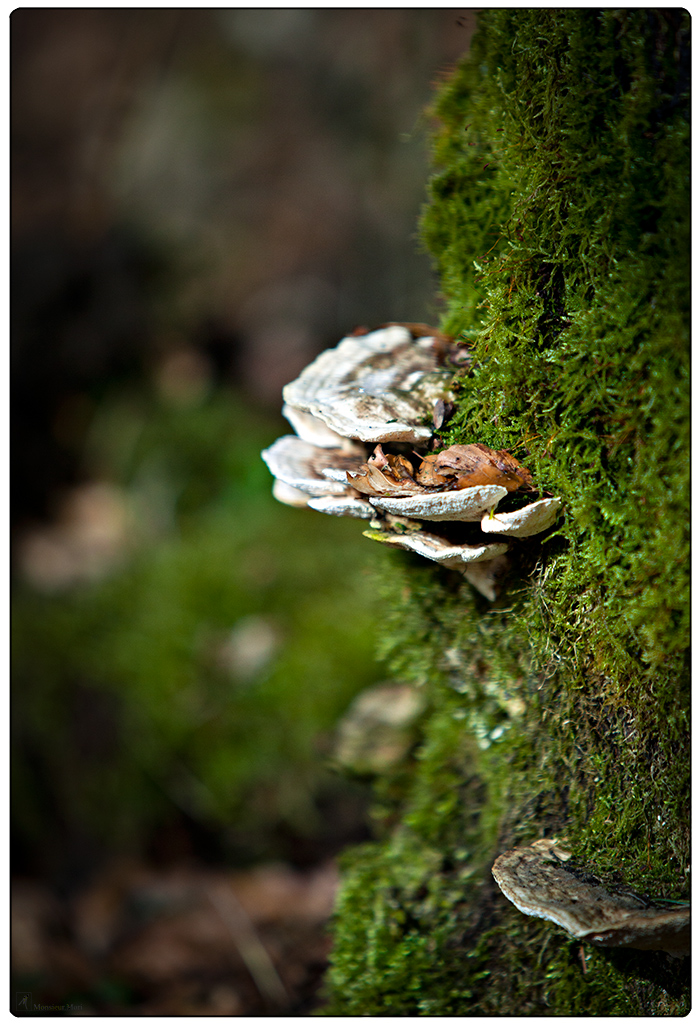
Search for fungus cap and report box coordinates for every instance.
[262,325,563,598]
[369,485,508,522]
[364,527,508,568]
[492,842,689,957]
[463,554,510,601]
[281,404,354,450]
[282,325,454,444]
[481,497,563,537]
[307,495,375,518]
[272,479,311,508]
[261,435,364,497]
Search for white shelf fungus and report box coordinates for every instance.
[271,479,312,508]
[363,527,508,569]
[281,404,353,449]
[492,841,689,957]
[282,325,455,444]
[261,435,365,497]
[368,485,508,522]
[481,497,563,537]
[462,554,510,602]
[307,495,375,518]
[261,324,563,599]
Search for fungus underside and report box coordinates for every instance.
[320,10,689,1016]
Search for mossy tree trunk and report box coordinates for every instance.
[321,10,689,1016]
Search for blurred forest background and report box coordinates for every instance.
[11,8,475,1015]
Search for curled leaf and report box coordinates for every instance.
[417,443,533,492]
[367,444,416,481]
[347,462,425,498]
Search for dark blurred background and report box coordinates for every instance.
[11,9,475,1014]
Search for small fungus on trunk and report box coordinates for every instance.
[492,841,689,957]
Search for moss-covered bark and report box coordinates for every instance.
[321,10,689,1015]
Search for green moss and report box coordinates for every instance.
[322,10,689,1015]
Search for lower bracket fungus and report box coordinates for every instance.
[480,497,563,538]
[261,324,563,599]
[492,841,690,957]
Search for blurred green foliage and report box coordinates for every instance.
[323,9,689,1015]
[13,385,384,867]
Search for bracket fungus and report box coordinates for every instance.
[367,485,509,522]
[362,527,508,571]
[261,435,365,498]
[261,324,563,600]
[307,495,374,518]
[281,324,456,444]
[492,841,690,957]
[481,497,563,538]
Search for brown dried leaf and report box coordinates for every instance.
[417,443,532,492]
[367,444,389,470]
[413,454,447,487]
[347,462,424,497]
[390,454,415,479]
[349,446,422,496]
[432,399,455,430]
[367,445,414,481]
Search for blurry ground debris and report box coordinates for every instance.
[12,859,339,1015]
[10,28,458,1000]
[11,8,473,530]
[12,387,379,881]
[12,14,477,1013]
[333,682,427,776]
